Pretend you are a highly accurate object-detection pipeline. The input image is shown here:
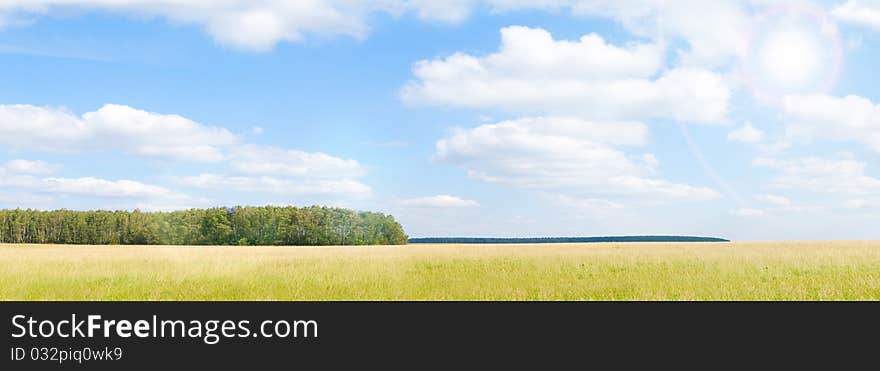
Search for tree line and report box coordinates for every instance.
[0,206,409,246]
[409,236,729,244]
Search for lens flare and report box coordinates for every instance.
[759,28,821,88]
[740,5,843,105]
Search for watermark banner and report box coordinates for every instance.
[2,302,877,369]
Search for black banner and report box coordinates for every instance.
[2,302,877,369]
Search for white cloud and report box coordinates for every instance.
[400,195,480,208]
[755,194,791,206]
[0,104,236,162]
[180,144,371,197]
[0,173,177,199]
[757,140,792,155]
[843,199,874,209]
[543,194,625,211]
[409,0,753,67]
[731,208,766,217]
[751,155,880,215]
[0,102,373,201]
[0,105,368,187]
[436,117,720,202]
[457,25,666,79]
[40,177,179,198]
[755,156,880,196]
[438,116,648,152]
[553,0,751,67]
[0,1,397,51]
[727,122,764,144]
[0,0,763,63]
[402,26,730,123]
[179,174,371,197]
[832,0,880,31]
[406,0,476,23]
[781,94,880,152]
[0,159,61,175]
[483,0,768,70]
[0,0,579,51]
[228,144,364,178]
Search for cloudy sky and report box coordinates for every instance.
[1,0,879,240]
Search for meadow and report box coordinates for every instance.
[2,242,879,300]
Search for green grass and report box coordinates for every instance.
[2,242,880,300]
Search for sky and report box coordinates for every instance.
[1,0,880,240]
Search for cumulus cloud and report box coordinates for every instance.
[399,195,480,208]
[832,0,880,31]
[179,143,370,197]
[0,159,61,175]
[0,103,373,200]
[781,94,880,152]
[421,0,753,66]
[0,0,573,51]
[0,164,197,208]
[727,122,764,144]
[843,199,880,210]
[0,1,394,51]
[731,208,766,217]
[435,117,720,202]
[179,174,370,197]
[0,0,760,60]
[567,0,751,67]
[406,0,476,23]
[0,104,236,162]
[228,144,364,178]
[41,177,181,198]
[752,155,880,213]
[755,156,880,196]
[0,166,184,199]
[542,194,625,212]
[444,26,666,79]
[402,26,730,123]
[755,194,791,206]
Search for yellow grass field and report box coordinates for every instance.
[2,242,880,300]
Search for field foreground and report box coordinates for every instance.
[2,242,880,300]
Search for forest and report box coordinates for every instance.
[0,206,409,246]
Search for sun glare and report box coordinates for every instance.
[742,6,842,104]
[758,28,822,89]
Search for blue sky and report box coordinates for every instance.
[1,1,880,240]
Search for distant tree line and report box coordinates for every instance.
[0,206,408,246]
[408,236,729,244]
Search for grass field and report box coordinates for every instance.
[2,242,880,300]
